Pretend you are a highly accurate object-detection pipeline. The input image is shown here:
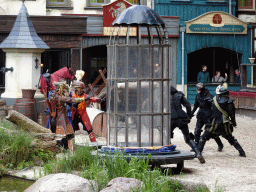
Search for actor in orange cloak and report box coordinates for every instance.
[71,80,101,142]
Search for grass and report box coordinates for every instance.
[43,145,93,175]
[0,120,34,169]
[0,120,56,170]
[42,145,226,191]
[43,145,216,192]
[0,119,224,191]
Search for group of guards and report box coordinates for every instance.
[171,83,246,164]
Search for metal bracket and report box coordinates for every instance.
[0,67,14,73]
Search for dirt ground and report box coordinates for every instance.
[10,113,255,191]
[170,114,256,192]
[75,113,256,192]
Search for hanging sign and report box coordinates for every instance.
[186,11,248,34]
[103,0,136,36]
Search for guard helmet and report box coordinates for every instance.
[216,85,228,94]
[196,83,204,91]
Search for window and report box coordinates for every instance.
[0,50,5,87]
[238,0,253,10]
[90,0,108,6]
[47,0,71,8]
[90,58,107,84]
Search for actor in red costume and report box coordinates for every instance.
[71,80,101,142]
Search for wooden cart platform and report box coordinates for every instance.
[91,149,195,173]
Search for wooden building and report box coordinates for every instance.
[0,0,180,92]
[0,15,87,95]
[155,0,252,104]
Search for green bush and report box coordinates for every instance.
[0,120,45,169]
[43,145,94,175]
[36,149,55,163]
[2,132,34,169]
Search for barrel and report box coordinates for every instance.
[87,107,107,137]
[13,102,37,122]
[16,98,37,116]
[16,98,36,104]
[38,100,49,127]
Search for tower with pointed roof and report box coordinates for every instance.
[0,1,49,102]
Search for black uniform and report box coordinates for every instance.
[198,92,246,157]
[192,88,224,151]
[170,86,205,163]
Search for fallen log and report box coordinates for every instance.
[5,110,63,153]
[6,110,51,133]
[31,139,61,154]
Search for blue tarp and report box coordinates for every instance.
[100,145,176,154]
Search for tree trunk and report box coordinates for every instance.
[5,110,63,153]
[6,110,51,133]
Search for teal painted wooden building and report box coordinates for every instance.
[155,0,252,103]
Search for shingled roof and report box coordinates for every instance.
[0,2,49,49]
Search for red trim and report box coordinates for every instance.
[141,34,180,38]
[238,92,256,98]
[83,34,179,37]
[169,35,180,37]
[239,6,254,9]
[61,14,103,17]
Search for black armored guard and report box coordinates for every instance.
[171,86,205,164]
[198,85,246,157]
[192,83,224,151]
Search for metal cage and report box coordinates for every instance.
[107,5,172,147]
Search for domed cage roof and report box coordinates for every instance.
[109,5,169,46]
[112,5,165,27]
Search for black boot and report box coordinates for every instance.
[194,128,201,147]
[188,139,205,164]
[197,139,206,153]
[233,140,246,157]
[214,137,224,152]
[190,129,200,152]
[61,137,69,150]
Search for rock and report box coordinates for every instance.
[24,173,97,192]
[168,177,209,192]
[100,177,143,192]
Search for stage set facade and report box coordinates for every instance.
[0,0,179,101]
[0,0,255,119]
[155,0,253,105]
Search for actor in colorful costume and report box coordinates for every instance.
[40,67,75,128]
[71,80,101,142]
[46,81,85,152]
